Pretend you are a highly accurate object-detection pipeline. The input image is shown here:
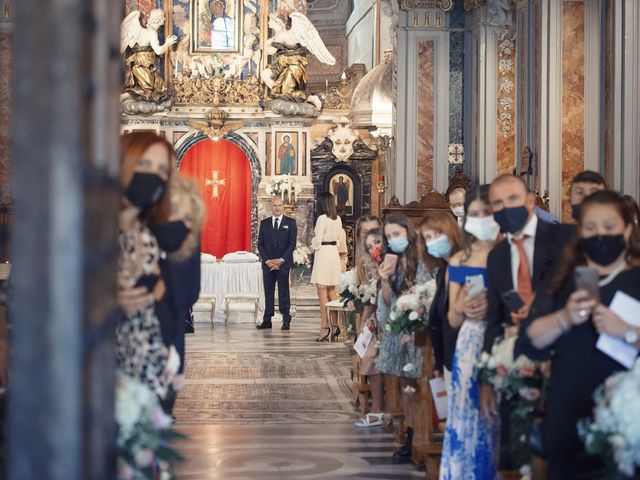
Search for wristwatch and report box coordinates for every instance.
[624,328,638,345]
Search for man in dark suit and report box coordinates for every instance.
[257,197,297,331]
[480,174,576,468]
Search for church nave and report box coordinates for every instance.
[173,288,421,480]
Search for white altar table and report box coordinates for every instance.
[200,261,265,321]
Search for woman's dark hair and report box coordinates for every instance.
[549,190,640,293]
[418,210,464,270]
[318,192,337,220]
[623,195,640,224]
[383,213,425,293]
[459,184,491,263]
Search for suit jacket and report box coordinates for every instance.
[258,216,297,271]
[483,221,576,353]
[427,266,458,373]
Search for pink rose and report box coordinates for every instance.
[518,365,535,378]
[150,406,172,429]
[173,374,186,391]
[401,335,411,345]
[496,365,508,378]
[118,462,135,480]
[134,449,155,468]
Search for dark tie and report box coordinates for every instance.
[274,218,280,231]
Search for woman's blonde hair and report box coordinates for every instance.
[168,175,206,261]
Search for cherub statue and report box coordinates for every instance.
[120,9,177,103]
[261,12,335,111]
[222,13,261,79]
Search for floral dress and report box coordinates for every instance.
[375,261,435,378]
[116,220,171,399]
[439,265,497,480]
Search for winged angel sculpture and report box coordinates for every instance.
[262,12,335,116]
[120,9,177,114]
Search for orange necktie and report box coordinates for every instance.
[513,236,534,304]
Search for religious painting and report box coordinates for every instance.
[191,0,241,52]
[328,172,354,216]
[274,132,299,176]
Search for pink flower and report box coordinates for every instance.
[401,335,411,345]
[118,462,135,480]
[518,365,535,378]
[150,406,172,429]
[134,449,155,468]
[173,374,186,392]
[496,365,508,378]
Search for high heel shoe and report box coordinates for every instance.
[315,328,331,342]
[330,326,341,342]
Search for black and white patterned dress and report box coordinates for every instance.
[116,220,170,399]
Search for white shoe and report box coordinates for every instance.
[354,412,384,428]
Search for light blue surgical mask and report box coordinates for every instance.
[426,235,453,258]
[388,236,410,254]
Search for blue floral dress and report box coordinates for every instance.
[439,265,497,480]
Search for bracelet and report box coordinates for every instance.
[555,310,570,333]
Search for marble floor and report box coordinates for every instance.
[173,287,422,480]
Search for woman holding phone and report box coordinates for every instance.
[375,213,437,463]
[439,185,499,480]
[523,191,640,479]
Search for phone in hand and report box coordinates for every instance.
[134,274,159,292]
[383,253,398,273]
[465,274,485,296]
[502,289,525,312]
[574,266,601,301]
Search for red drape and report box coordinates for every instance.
[179,139,251,257]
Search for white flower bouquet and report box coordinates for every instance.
[386,279,437,335]
[338,270,378,310]
[292,246,311,269]
[116,372,186,479]
[579,359,640,478]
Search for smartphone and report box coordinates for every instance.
[134,274,159,292]
[502,289,525,312]
[574,266,601,301]
[465,274,485,296]
[383,253,398,272]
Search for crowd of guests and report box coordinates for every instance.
[315,170,640,479]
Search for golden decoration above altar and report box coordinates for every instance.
[188,107,245,141]
[174,75,261,106]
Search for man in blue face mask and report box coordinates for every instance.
[480,174,576,470]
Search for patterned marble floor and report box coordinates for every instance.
[173,287,423,479]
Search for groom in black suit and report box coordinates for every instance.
[257,197,297,330]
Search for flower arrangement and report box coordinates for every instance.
[265,175,303,203]
[386,279,437,335]
[338,270,378,310]
[476,335,545,471]
[579,359,640,478]
[292,245,311,269]
[116,372,186,480]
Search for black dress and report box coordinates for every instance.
[525,267,640,479]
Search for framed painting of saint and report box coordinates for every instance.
[274,132,299,175]
[328,173,354,216]
[191,0,241,52]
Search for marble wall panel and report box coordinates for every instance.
[0,32,12,204]
[561,1,585,222]
[496,28,516,176]
[417,41,434,198]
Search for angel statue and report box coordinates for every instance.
[261,12,335,115]
[120,9,177,113]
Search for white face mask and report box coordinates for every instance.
[464,215,500,242]
[451,206,465,219]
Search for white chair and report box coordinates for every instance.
[223,293,260,325]
[192,295,216,327]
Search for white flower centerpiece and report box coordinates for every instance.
[579,359,640,478]
[386,279,437,335]
[292,245,311,269]
[265,175,302,204]
[339,269,377,311]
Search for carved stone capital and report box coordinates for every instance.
[399,0,454,13]
[465,0,514,28]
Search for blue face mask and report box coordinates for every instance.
[493,205,530,234]
[426,235,453,258]
[388,236,410,254]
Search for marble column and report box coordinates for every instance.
[395,4,450,203]
[605,0,640,198]
[9,0,121,478]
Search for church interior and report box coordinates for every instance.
[1,0,640,479]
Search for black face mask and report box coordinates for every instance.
[493,205,530,234]
[571,204,581,221]
[125,173,166,211]
[579,234,627,267]
[150,220,190,252]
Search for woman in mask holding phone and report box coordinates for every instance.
[439,185,499,480]
[375,213,438,463]
[117,132,179,400]
[524,191,640,479]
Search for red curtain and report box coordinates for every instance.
[179,139,251,257]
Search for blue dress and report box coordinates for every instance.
[439,265,497,480]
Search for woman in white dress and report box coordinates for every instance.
[310,192,343,341]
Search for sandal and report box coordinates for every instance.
[354,412,384,428]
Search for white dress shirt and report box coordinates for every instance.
[272,215,283,229]
[506,213,538,291]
